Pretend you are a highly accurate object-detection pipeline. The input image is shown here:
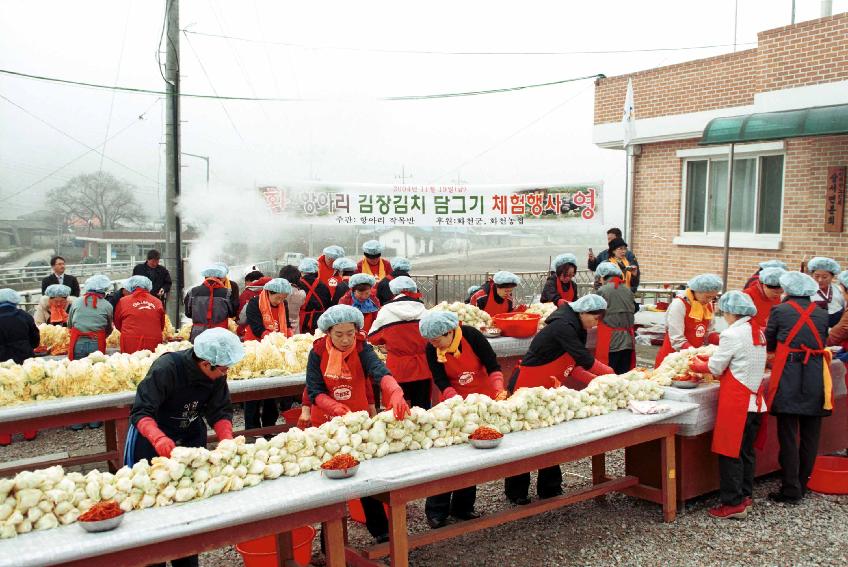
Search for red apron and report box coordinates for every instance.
[743,283,779,329]
[478,284,511,318]
[654,297,711,367]
[442,338,498,399]
[299,277,326,334]
[327,275,340,301]
[555,278,576,304]
[310,337,371,426]
[595,320,636,368]
[317,256,335,288]
[511,352,576,392]
[68,328,107,360]
[712,322,766,458]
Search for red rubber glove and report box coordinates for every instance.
[137,417,176,458]
[296,409,311,430]
[286,327,294,338]
[301,388,311,407]
[689,357,711,374]
[707,332,721,345]
[588,359,614,376]
[441,387,460,401]
[315,394,350,417]
[380,375,410,420]
[213,419,233,441]
[556,299,567,307]
[488,370,505,393]
[514,304,528,313]
[570,366,596,387]
[681,342,693,350]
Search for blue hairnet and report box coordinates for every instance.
[264,278,292,294]
[214,262,229,275]
[298,257,319,274]
[492,271,520,286]
[318,305,364,332]
[570,294,607,313]
[0,288,22,305]
[193,328,245,367]
[362,240,384,255]
[322,245,345,260]
[45,284,71,298]
[718,290,757,316]
[125,275,153,292]
[349,273,376,288]
[84,274,112,293]
[595,261,623,279]
[780,271,818,297]
[389,276,417,294]
[553,253,577,270]
[759,267,786,287]
[201,265,227,279]
[419,311,459,339]
[838,270,848,290]
[687,273,723,293]
[467,285,481,296]
[332,257,356,272]
[808,256,841,275]
[391,257,411,272]
[759,259,787,270]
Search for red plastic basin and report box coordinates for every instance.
[807,456,848,495]
[236,526,315,567]
[282,408,301,426]
[492,313,541,338]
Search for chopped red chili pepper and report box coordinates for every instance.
[321,454,360,470]
[469,426,503,440]
[79,501,123,522]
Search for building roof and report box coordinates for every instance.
[701,103,848,145]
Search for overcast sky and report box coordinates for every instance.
[1,0,845,226]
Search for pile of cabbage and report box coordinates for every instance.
[229,333,315,379]
[106,319,178,348]
[0,373,664,539]
[35,325,70,355]
[648,346,716,386]
[525,303,557,330]
[429,301,493,329]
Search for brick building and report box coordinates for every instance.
[593,12,848,288]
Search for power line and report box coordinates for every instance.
[99,0,134,173]
[0,67,603,102]
[183,29,756,56]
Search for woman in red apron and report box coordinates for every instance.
[317,245,346,288]
[654,273,723,367]
[296,258,332,334]
[243,278,292,341]
[419,310,507,529]
[743,267,785,329]
[541,253,579,306]
[114,276,165,354]
[329,257,356,305]
[357,240,392,282]
[337,273,381,333]
[67,275,113,361]
[469,271,521,317]
[807,256,845,328]
[689,291,767,519]
[305,305,409,544]
[505,294,613,504]
[763,271,832,504]
[594,262,637,374]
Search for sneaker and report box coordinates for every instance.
[509,496,531,506]
[450,510,481,521]
[742,497,753,509]
[768,492,801,505]
[426,517,447,529]
[69,424,85,431]
[23,431,37,441]
[88,422,103,429]
[0,433,11,446]
[708,502,748,519]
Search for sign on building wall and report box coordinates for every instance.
[825,166,846,233]
[258,182,603,227]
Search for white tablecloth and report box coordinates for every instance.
[0,400,696,567]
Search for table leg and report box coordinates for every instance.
[591,453,607,503]
[387,501,409,567]
[275,530,295,567]
[660,433,677,522]
[104,419,118,473]
[323,518,346,567]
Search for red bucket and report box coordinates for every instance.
[282,408,302,426]
[236,526,315,567]
[347,499,389,524]
[807,456,848,494]
[492,313,541,338]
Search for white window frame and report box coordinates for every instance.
[674,142,785,250]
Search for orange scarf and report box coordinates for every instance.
[361,258,386,280]
[613,257,632,288]
[48,298,69,324]
[258,290,286,334]
[325,340,355,380]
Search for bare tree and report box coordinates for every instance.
[47,172,145,230]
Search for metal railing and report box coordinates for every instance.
[0,261,133,288]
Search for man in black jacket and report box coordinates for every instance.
[0,288,39,364]
[41,256,80,298]
[132,250,172,303]
[376,257,411,305]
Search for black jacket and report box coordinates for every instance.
[331,281,349,306]
[0,305,40,364]
[765,296,831,417]
[245,295,291,339]
[306,340,390,403]
[540,274,579,304]
[184,281,236,341]
[296,275,332,313]
[517,304,594,370]
[425,325,501,393]
[132,263,173,297]
[376,270,410,305]
[41,273,80,298]
[130,349,233,435]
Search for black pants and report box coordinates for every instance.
[776,413,823,499]
[718,412,762,505]
[244,399,279,430]
[360,496,388,538]
[400,379,433,410]
[608,350,635,375]
[504,466,563,501]
[424,486,476,522]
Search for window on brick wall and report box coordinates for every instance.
[682,154,783,235]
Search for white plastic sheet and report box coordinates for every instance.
[0,400,696,567]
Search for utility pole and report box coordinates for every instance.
[164,0,183,324]
[182,152,209,192]
[394,166,413,258]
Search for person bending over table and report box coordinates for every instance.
[654,273,722,367]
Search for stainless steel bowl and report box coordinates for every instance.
[481,327,503,338]
[469,437,502,449]
[79,514,124,533]
[672,380,698,389]
[322,463,359,479]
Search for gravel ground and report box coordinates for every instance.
[3,408,847,567]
